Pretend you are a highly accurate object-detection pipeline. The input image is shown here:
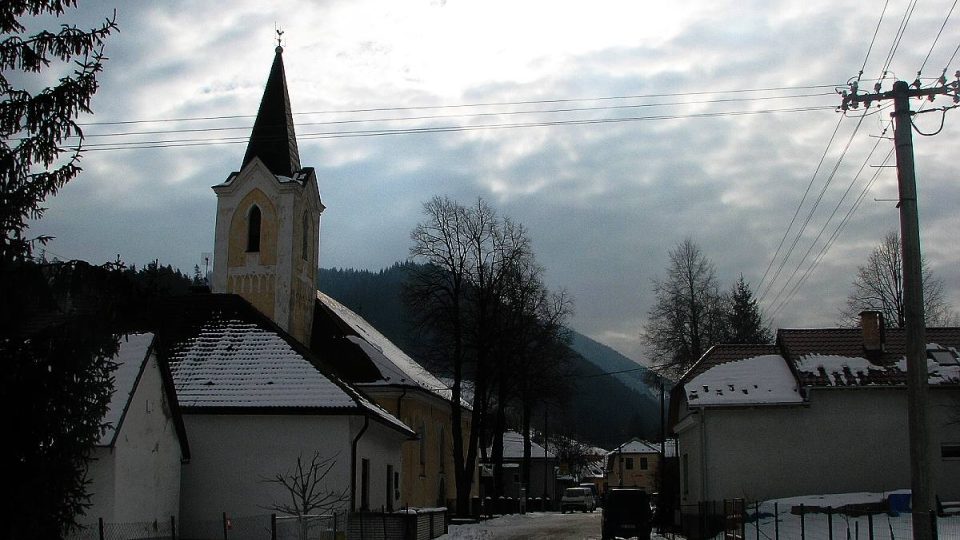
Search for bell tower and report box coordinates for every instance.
[210,45,324,346]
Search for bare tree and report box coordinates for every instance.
[643,238,728,378]
[262,452,349,528]
[842,231,955,327]
[406,196,564,514]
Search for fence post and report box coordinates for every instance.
[868,513,874,540]
[334,512,338,539]
[828,507,833,540]
[222,512,228,540]
[800,504,805,540]
[98,517,105,540]
[171,515,177,540]
[930,509,938,540]
[270,513,276,540]
[756,501,760,540]
[775,502,779,540]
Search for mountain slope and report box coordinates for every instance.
[317,264,662,448]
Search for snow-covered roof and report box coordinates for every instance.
[99,333,154,446]
[608,438,661,456]
[686,355,803,406]
[796,344,960,387]
[495,431,555,460]
[163,295,412,436]
[317,292,459,404]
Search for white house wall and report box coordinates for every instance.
[678,387,960,503]
[353,416,408,512]
[179,414,353,525]
[80,352,182,526]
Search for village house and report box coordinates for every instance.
[482,431,558,504]
[605,438,666,493]
[670,311,960,508]
[80,333,189,534]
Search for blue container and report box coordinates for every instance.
[888,493,912,514]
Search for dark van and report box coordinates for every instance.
[602,488,652,540]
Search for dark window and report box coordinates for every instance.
[386,464,394,512]
[438,425,445,472]
[301,212,309,260]
[682,454,689,495]
[625,457,634,470]
[361,458,370,510]
[247,205,261,252]
[640,457,649,470]
[943,444,960,459]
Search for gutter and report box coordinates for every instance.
[350,416,370,511]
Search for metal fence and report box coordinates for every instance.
[69,512,349,540]
[661,500,960,540]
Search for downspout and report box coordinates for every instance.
[351,415,370,511]
[397,386,408,421]
[698,408,707,502]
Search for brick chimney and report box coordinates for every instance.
[859,310,885,359]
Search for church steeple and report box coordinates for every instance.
[241,46,301,177]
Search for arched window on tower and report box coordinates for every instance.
[247,205,261,252]
[301,212,310,260]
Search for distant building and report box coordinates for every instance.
[606,438,667,493]
[483,431,558,501]
[670,311,960,505]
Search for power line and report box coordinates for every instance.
[82,105,835,152]
[756,115,844,298]
[62,90,837,141]
[74,84,844,127]
[860,0,892,80]
[880,0,919,78]
[918,0,958,78]
[762,111,868,310]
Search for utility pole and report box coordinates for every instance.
[841,75,958,540]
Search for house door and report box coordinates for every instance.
[386,465,394,512]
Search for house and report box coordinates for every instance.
[483,431,558,501]
[81,333,189,531]
[605,438,664,493]
[312,291,479,511]
[670,311,960,507]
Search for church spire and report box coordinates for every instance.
[241,45,301,177]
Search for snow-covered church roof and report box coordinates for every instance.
[160,294,413,436]
[314,291,463,406]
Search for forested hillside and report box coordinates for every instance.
[318,264,663,449]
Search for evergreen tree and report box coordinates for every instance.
[726,275,772,343]
[1,3,117,537]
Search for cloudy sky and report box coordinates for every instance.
[21,0,960,365]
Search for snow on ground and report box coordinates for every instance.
[710,491,960,540]
[439,511,671,540]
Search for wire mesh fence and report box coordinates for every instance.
[68,518,176,540]
[663,499,960,540]
[68,511,350,540]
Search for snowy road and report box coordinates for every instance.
[440,511,669,540]
[441,511,602,539]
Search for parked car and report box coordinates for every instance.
[579,482,601,508]
[560,487,596,513]
[602,488,652,540]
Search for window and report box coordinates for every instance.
[640,457,648,470]
[246,205,261,252]
[625,457,634,470]
[419,421,427,474]
[682,454,689,495]
[361,458,370,510]
[943,444,960,459]
[301,212,309,260]
[386,464,394,512]
[438,425,445,472]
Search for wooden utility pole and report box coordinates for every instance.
[841,76,958,540]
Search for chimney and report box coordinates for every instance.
[859,310,885,358]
